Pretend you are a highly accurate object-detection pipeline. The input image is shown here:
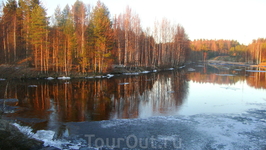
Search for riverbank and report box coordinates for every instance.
[0,64,185,80]
[208,60,250,66]
[208,60,266,69]
[0,118,43,149]
[207,56,266,68]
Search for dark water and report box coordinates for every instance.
[1,70,187,129]
[1,64,266,149]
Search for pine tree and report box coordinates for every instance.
[60,5,76,75]
[29,4,48,71]
[88,1,114,73]
[2,0,18,63]
[17,0,31,63]
[73,0,88,73]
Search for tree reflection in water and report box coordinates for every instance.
[1,70,188,130]
[2,66,265,131]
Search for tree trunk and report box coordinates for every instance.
[65,39,67,76]
[45,25,49,73]
[125,29,128,66]
[13,14,17,62]
[41,40,43,73]
[3,26,7,64]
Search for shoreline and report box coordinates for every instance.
[0,118,44,149]
[208,60,266,68]
[0,65,186,80]
[0,61,265,80]
[208,60,251,66]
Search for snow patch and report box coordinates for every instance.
[216,74,235,76]
[0,78,6,81]
[222,67,230,70]
[142,71,150,74]
[234,69,242,71]
[196,65,204,67]
[94,76,102,78]
[58,76,71,80]
[106,74,114,78]
[46,77,54,80]
[188,68,195,71]
[123,72,140,75]
[246,70,266,73]
[179,65,185,69]
[28,85,37,88]
[166,68,174,70]
[119,82,129,85]
[85,76,94,79]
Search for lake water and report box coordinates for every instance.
[1,64,266,149]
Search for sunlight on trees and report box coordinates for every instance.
[0,0,264,75]
[190,39,266,64]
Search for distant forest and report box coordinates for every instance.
[0,0,265,74]
[190,39,266,64]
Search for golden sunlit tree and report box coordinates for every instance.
[87,1,114,73]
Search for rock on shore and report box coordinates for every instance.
[0,119,43,150]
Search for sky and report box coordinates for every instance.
[1,0,266,45]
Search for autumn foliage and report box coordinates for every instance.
[190,39,266,64]
[0,0,190,75]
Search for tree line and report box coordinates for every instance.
[248,38,266,64]
[0,0,190,75]
[190,39,266,64]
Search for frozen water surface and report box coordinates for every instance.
[14,110,266,149]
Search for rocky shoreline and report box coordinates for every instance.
[0,119,44,149]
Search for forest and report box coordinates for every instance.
[0,0,265,76]
[0,0,190,75]
[190,39,266,64]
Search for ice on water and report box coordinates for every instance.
[13,123,70,149]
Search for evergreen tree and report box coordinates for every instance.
[88,1,114,73]
[29,4,48,71]
[60,5,76,75]
[2,0,18,63]
[73,0,88,73]
[17,0,31,63]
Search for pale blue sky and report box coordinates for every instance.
[1,0,266,45]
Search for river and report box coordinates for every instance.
[1,64,266,149]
